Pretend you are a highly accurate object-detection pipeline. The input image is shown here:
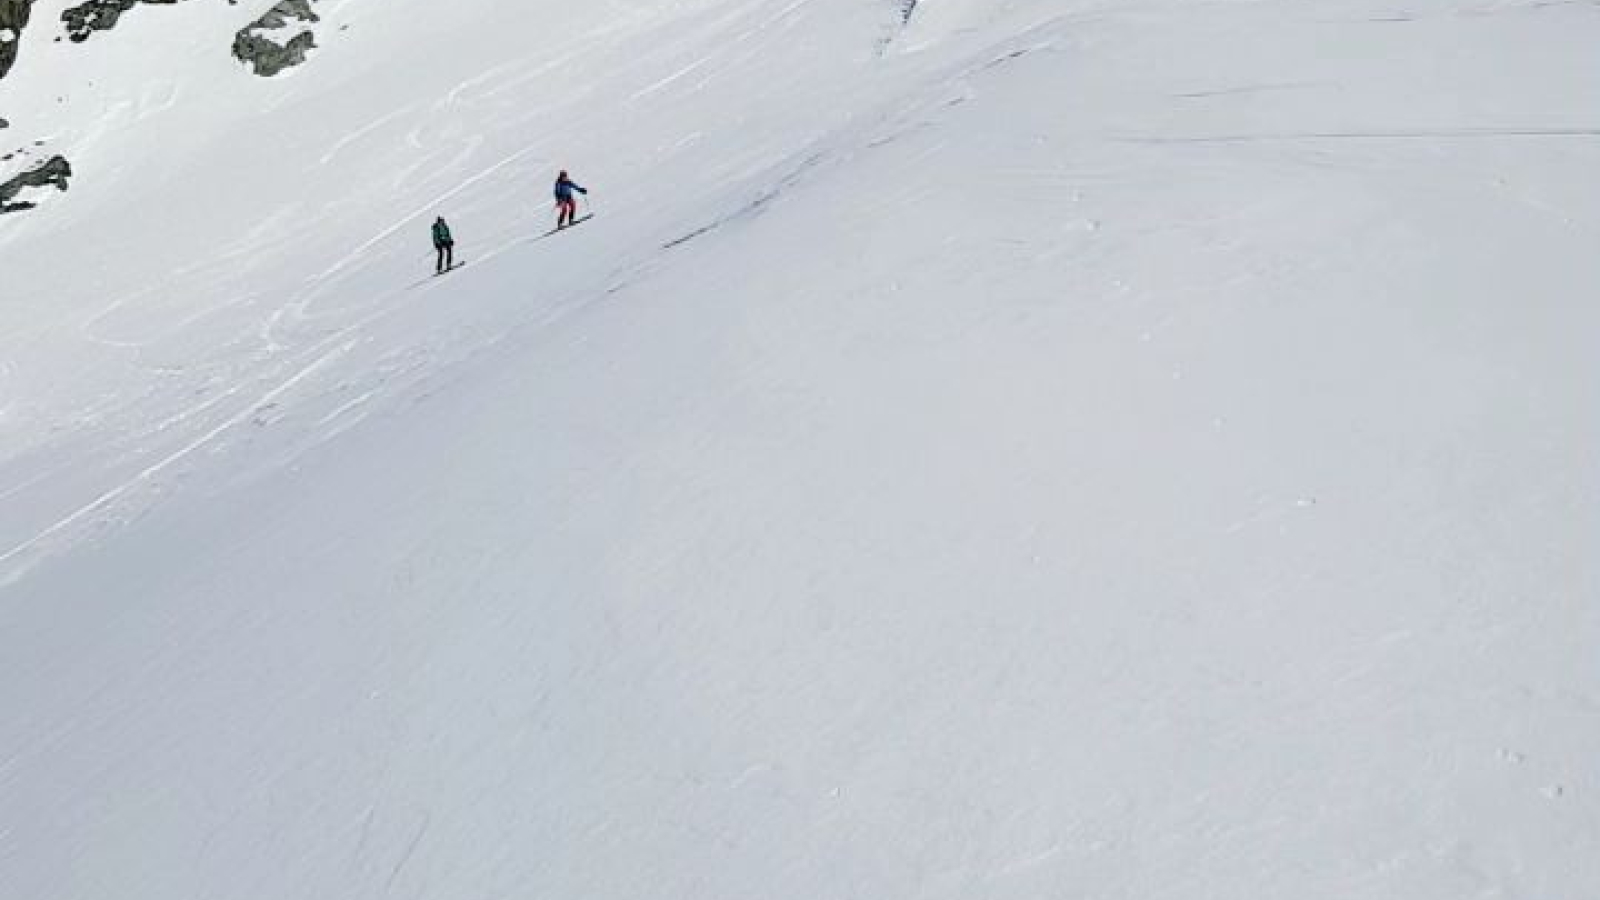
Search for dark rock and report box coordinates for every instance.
[0,153,70,214]
[60,0,183,44]
[233,0,318,77]
[1,0,33,80]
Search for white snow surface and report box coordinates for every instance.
[2,0,1598,897]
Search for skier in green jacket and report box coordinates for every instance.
[431,216,455,274]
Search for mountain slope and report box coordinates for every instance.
[1,1,1597,898]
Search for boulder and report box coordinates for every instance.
[0,0,33,80]
[233,0,318,77]
[61,0,183,44]
[0,153,70,214]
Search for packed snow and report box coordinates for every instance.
[1,0,1597,897]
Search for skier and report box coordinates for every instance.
[553,170,588,229]
[431,216,455,274]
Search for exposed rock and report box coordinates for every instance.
[1,0,32,80]
[60,0,183,44]
[0,153,70,214]
[233,0,318,77]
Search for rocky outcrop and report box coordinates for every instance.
[60,0,184,43]
[0,153,70,214]
[0,0,32,80]
[233,0,318,77]
[9,0,330,80]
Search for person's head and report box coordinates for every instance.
[558,170,568,180]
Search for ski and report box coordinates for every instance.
[534,214,594,241]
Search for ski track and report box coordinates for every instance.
[318,107,417,166]
[1120,127,1600,143]
[309,144,550,285]
[0,339,356,584]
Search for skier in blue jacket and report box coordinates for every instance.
[554,170,587,229]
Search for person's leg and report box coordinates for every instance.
[445,243,454,270]
[436,246,444,273]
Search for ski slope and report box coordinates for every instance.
[2,0,1598,897]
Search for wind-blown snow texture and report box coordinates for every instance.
[1,0,1598,897]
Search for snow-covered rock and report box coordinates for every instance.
[232,0,318,77]
[0,0,30,78]
[0,151,69,212]
[61,0,186,43]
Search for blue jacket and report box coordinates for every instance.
[554,177,587,202]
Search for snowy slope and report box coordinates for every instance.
[2,0,1598,898]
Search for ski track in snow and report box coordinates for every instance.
[308,144,550,286]
[319,107,417,166]
[0,338,356,582]
[1121,126,1600,143]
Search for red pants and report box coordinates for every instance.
[557,198,578,226]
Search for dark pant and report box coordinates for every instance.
[436,243,453,272]
[557,199,577,227]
